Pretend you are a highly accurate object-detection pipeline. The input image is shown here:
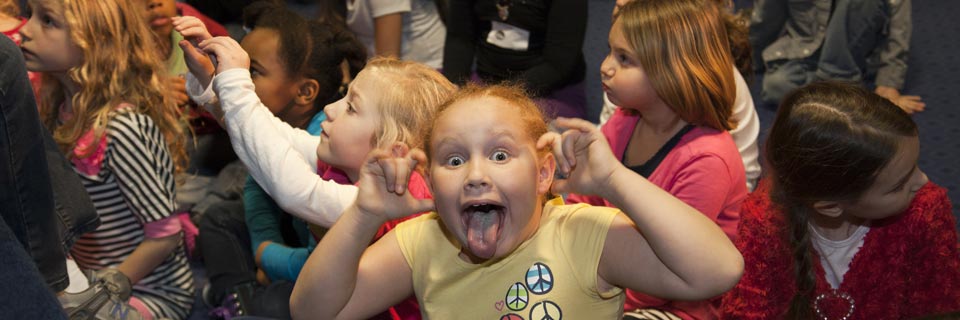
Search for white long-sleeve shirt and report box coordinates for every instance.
[187,69,358,227]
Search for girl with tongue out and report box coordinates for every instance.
[291,84,744,319]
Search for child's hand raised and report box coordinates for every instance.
[538,117,621,198]
[197,37,250,74]
[354,143,435,222]
[173,16,216,88]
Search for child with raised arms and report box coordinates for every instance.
[290,84,744,319]
[177,1,368,317]
[175,17,455,318]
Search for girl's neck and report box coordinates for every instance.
[810,214,868,241]
[55,73,81,114]
[634,100,685,134]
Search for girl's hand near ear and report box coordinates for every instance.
[173,16,216,88]
[540,117,622,198]
[355,143,435,222]
[198,37,249,74]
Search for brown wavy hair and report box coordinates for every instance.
[764,81,917,318]
[38,0,187,173]
[616,0,737,131]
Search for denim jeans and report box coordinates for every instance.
[0,35,98,293]
[0,36,68,318]
[760,0,890,105]
[0,211,68,319]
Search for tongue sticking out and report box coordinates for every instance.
[466,209,501,259]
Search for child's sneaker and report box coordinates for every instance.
[59,269,143,320]
[207,282,256,320]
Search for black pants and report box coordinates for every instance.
[199,199,293,319]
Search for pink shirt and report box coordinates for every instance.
[566,108,747,319]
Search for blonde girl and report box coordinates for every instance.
[19,0,193,318]
[176,16,453,227]
[175,18,455,318]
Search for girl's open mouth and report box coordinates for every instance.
[462,202,506,259]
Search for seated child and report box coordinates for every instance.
[176,17,456,318]
[722,81,960,319]
[186,2,367,318]
[21,0,194,318]
[570,1,748,317]
[289,84,744,319]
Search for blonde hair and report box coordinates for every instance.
[363,57,457,149]
[39,0,187,172]
[617,0,737,131]
[0,0,19,17]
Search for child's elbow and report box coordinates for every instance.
[289,291,314,320]
[707,251,745,297]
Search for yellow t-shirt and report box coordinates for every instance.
[395,198,625,319]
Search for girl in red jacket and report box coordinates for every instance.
[721,81,960,319]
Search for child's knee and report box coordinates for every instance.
[762,68,800,105]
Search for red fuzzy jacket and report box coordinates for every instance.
[722,182,960,319]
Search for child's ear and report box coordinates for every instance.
[812,200,844,218]
[294,79,320,106]
[537,153,556,195]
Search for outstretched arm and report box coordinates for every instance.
[180,33,360,226]
[542,118,743,300]
[291,144,433,319]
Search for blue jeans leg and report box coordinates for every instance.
[0,34,70,291]
[816,0,889,82]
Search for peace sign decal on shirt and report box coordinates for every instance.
[505,282,529,311]
[525,262,554,294]
[529,301,562,320]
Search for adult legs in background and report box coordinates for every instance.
[760,59,817,105]
[816,0,889,84]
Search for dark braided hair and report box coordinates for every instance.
[243,1,367,111]
[764,81,917,318]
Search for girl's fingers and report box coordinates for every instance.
[553,117,596,133]
[561,130,579,169]
[393,157,411,195]
[378,158,398,194]
[551,179,571,195]
[537,132,568,174]
[409,148,428,169]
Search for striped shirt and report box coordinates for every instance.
[70,110,194,319]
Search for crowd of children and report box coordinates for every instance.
[0,0,957,319]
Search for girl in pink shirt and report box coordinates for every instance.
[566,0,747,319]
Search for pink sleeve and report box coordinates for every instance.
[668,154,742,240]
[143,215,183,238]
